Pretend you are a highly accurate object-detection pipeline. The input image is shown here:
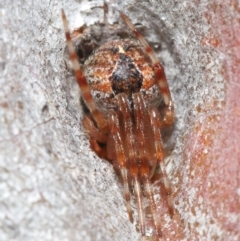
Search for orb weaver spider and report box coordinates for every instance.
[62,9,174,240]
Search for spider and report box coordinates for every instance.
[62,9,175,240]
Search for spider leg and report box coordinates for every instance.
[83,116,108,143]
[148,107,174,217]
[117,94,145,235]
[120,12,174,127]
[133,93,162,237]
[62,10,107,131]
[82,116,110,159]
[108,110,133,222]
[89,137,108,160]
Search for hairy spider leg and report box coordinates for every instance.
[62,10,107,131]
[133,93,162,237]
[148,107,174,217]
[108,110,133,223]
[120,12,174,127]
[82,116,109,159]
[117,94,145,235]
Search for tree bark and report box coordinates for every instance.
[0,0,239,240]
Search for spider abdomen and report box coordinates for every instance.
[83,39,162,116]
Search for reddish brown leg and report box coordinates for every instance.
[120,12,175,127]
[133,93,162,237]
[89,137,108,160]
[82,116,107,143]
[108,110,133,222]
[62,10,107,131]
[82,116,109,159]
[148,107,174,217]
[117,94,145,235]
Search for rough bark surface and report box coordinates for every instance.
[0,0,239,241]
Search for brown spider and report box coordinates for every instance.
[62,9,175,240]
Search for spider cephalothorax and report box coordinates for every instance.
[62,9,174,240]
